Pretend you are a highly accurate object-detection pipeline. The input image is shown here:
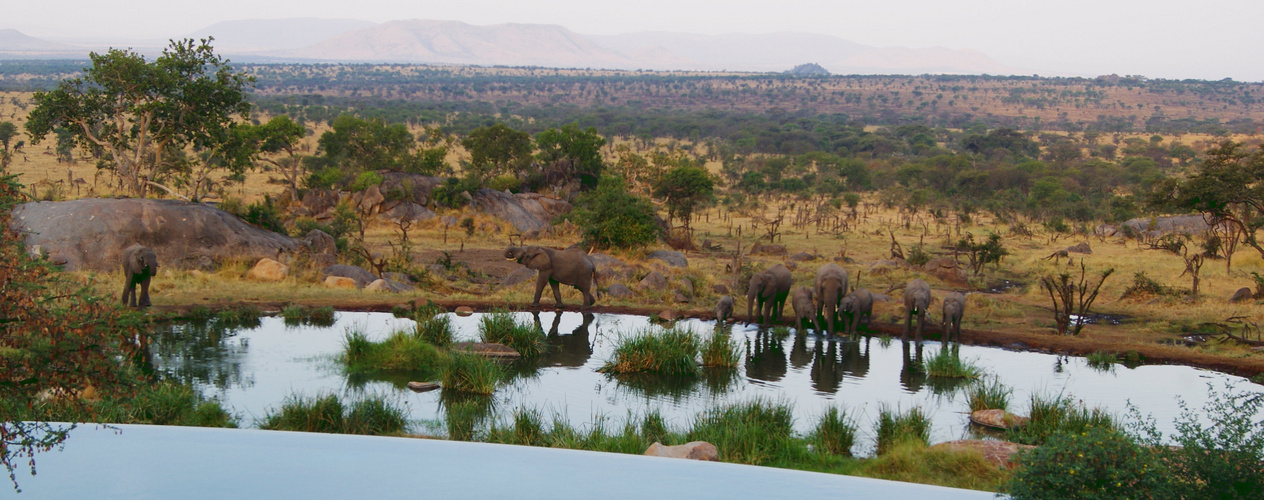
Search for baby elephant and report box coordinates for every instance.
[790,286,820,333]
[902,278,932,341]
[715,295,735,325]
[839,288,874,338]
[121,244,158,308]
[942,292,966,345]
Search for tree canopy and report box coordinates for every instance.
[653,165,714,230]
[25,38,251,196]
[462,123,532,181]
[535,123,606,191]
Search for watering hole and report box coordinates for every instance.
[149,311,1255,455]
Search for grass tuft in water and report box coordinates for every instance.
[342,328,446,376]
[599,327,700,376]
[924,347,983,379]
[967,377,1013,412]
[259,393,409,435]
[281,304,337,327]
[1006,393,1117,446]
[875,405,931,455]
[441,352,503,394]
[700,330,740,367]
[417,314,454,347]
[1085,350,1118,371]
[687,398,803,465]
[215,305,263,330]
[810,406,858,456]
[479,310,546,357]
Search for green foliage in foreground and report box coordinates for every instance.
[810,406,858,456]
[479,311,546,357]
[599,327,701,376]
[688,399,803,465]
[6,381,235,428]
[858,440,1009,492]
[1005,427,1167,500]
[875,406,931,455]
[441,353,504,395]
[259,393,408,436]
[1006,393,1117,446]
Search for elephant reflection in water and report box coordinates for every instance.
[788,330,813,370]
[900,341,927,393]
[744,329,788,382]
[532,311,596,368]
[837,337,871,379]
[809,339,843,394]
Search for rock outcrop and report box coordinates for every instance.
[12,198,303,271]
[470,188,572,233]
[365,278,413,293]
[643,441,718,461]
[646,250,688,268]
[321,264,377,288]
[247,258,289,281]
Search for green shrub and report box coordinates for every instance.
[1120,272,1175,299]
[570,176,661,249]
[479,311,545,357]
[1005,427,1168,500]
[810,406,857,455]
[906,243,931,267]
[432,176,478,209]
[348,171,384,192]
[875,405,931,454]
[599,327,700,376]
[639,410,670,444]
[305,166,347,190]
[485,174,521,193]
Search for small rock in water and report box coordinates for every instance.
[644,441,718,461]
[970,409,1029,430]
[455,306,475,316]
[406,381,440,393]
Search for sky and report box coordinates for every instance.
[7,0,1263,81]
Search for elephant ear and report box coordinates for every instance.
[525,248,550,269]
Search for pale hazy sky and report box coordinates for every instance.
[8,0,1263,81]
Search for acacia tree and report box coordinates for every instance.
[25,38,251,197]
[251,116,307,198]
[653,165,714,231]
[462,123,532,182]
[1150,141,1264,268]
[0,122,17,170]
[535,123,605,191]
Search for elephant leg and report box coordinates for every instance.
[139,277,151,308]
[531,276,547,306]
[122,281,132,306]
[550,280,563,308]
[902,312,911,341]
[916,310,926,342]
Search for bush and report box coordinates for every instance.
[305,166,347,190]
[348,171,384,192]
[1005,427,1168,500]
[432,176,479,209]
[571,176,662,249]
[1121,272,1175,299]
[485,174,521,193]
[924,347,983,379]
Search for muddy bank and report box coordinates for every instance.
[152,299,1264,380]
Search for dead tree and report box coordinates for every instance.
[1180,244,1205,298]
[1040,261,1115,336]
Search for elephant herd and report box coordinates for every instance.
[736,263,966,344]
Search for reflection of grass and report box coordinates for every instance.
[967,377,1013,412]
[811,406,857,455]
[479,310,545,357]
[599,327,700,376]
[259,393,408,435]
[875,405,931,455]
[1006,393,1116,446]
[215,305,263,329]
[1086,350,1117,371]
[441,352,503,394]
[282,304,335,326]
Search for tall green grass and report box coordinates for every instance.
[924,347,983,379]
[342,329,446,376]
[417,315,454,347]
[810,406,858,456]
[259,393,408,435]
[687,398,805,465]
[967,377,1013,412]
[875,405,931,455]
[1006,393,1116,446]
[599,327,701,376]
[700,330,740,367]
[441,352,503,394]
[479,310,546,357]
[31,381,236,428]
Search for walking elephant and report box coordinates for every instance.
[505,245,597,308]
[840,288,874,338]
[902,278,932,341]
[746,263,792,326]
[814,263,849,335]
[942,292,966,345]
[121,244,158,308]
[790,286,820,332]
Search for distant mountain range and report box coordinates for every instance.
[0,19,1019,75]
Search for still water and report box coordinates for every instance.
[150,311,1256,453]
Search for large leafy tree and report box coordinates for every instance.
[25,38,251,196]
[653,165,714,231]
[316,114,415,173]
[535,123,605,191]
[252,115,307,198]
[462,123,532,181]
[571,176,661,249]
[1150,141,1264,268]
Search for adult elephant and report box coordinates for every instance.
[902,278,932,341]
[814,263,849,335]
[746,263,792,326]
[505,245,597,308]
[121,244,158,308]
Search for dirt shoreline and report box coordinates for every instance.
[153,298,1264,380]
